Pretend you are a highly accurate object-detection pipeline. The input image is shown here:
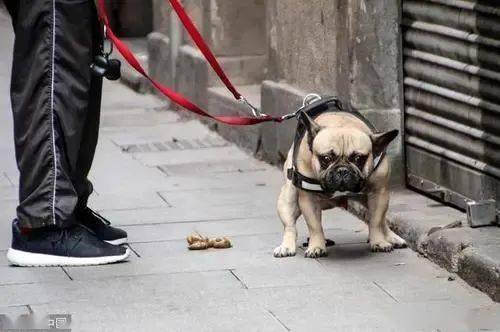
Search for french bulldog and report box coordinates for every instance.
[274,109,407,258]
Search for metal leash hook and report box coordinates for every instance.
[281,93,323,121]
[239,96,268,118]
[102,26,114,57]
[302,93,322,107]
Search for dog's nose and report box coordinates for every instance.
[336,167,349,178]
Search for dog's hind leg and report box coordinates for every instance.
[274,182,301,258]
[299,192,327,258]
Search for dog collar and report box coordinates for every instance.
[286,96,385,196]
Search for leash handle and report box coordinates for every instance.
[96,0,280,125]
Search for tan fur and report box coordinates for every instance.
[274,113,406,258]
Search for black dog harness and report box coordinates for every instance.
[287,96,385,196]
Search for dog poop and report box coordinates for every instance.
[187,232,232,250]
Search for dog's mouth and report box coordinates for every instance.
[320,165,365,193]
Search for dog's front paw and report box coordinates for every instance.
[386,232,407,249]
[304,246,327,258]
[370,240,393,252]
[274,245,296,258]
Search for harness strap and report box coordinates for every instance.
[287,168,323,192]
[96,0,282,126]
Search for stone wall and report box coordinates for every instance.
[147,0,404,185]
[267,0,341,94]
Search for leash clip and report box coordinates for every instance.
[102,26,114,57]
[281,93,323,121]
[239,96,268,118]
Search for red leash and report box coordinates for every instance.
[96,0,283,126]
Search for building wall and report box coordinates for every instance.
[267,0,341,94]
[208,0,267,57]
[147,0,404,185]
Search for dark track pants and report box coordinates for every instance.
[4,0,103,229]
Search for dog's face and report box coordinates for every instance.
[300,112,398,193]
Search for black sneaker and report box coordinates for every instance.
[76,208,128,245]
[7,220,130,267]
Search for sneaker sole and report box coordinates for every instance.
[6,248,130,267]
[105,237,128,246]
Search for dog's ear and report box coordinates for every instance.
[370,129,399,156]
[299,112,321,150]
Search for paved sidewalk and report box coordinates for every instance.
[1,12,499,332]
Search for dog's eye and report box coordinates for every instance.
[319,155,331,166]
[350,153,367,167]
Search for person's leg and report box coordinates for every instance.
[5,0,129,266]
[73,4,103,212]
[9,0,99,229]
[71,5,128,245]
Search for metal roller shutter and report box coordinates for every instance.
[402,0,500,225]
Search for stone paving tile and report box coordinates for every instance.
[119,215,362,245]
[131,146,253,167]
[30,301,286,332]
[247,283,402,331]
[87,191,170,211]
[158,186,278,209]
[158,159,270,176]
[318,243,491,304]
[88,139,176,194]
[131,234,283,257]
[122,217,283,243]
[100,108,180,128]
[64,247,326,282]
[389,189,464,221]
[156,171,284,191]
[0,265,69,287]
[0,199,17,250]
[97,205,277,226]
[130,230,367,259]
[0,172,13,187]
[231,263,339,290]
[0,270,241,307]
[249,284,500,331]
[0,185,16,200]
[89,142,283,195]
[100,82,166,111]
[104,121,220,146]
[0,151,18,179]
[64,229,370,283]
[386,302,500,332]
